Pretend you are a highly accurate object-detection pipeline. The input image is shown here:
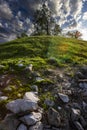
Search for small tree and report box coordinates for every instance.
[74,31,82,39]
[33,0,54,35]
[53,24,62,35]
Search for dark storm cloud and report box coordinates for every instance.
[0,0,86,42]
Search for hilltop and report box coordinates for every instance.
[0,36,87,130]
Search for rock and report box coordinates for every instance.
[71,108,81,121]
[6,99,38,114]
[71,103,81,110]
[80,66,87,75]
[20,112,42,126]
[80,116,87,128]
[36,77,44,82]
[18,64,24,67]
[79,83,87,89]
[29,122,43,130]
[82,101,87,112]
[0,96,8,101]
[0,114,19,130]
[76,72,84,79]
[17,124,27,130]
[58,93,69,103]
[44,99,54,107]
[74,121,84,130]
[48,107,61,127]
[25,64,33,72]
[82,90,87,96]
[30,85,38,92]
[23,92,39,102]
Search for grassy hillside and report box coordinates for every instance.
[0,36,87,70]
[0,36,87,119]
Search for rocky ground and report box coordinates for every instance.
[0,64,87,130]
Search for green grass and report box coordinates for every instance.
[0,36,87,69]
[0,36,87,119]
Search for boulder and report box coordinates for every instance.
[58,93,69,103]
[29,122,43,130]
[0,114,19,130]
[20,112,42,126]
[47,107,61,127]
[6,99,38,114]
[17,124,27,130]
[23,92,39,102]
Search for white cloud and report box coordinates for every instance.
[0,2,13,20]
[82,12,87,20]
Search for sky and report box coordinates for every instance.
[0,0,87,42]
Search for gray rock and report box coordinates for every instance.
[20,112,42,126]
[79,83,87,89]
[25,64,33,72]
[58,93,69,103]
[80,116,87,128]
[18,64,24,67]
[44,99,54,107]
[0,114,19,130]
[74,121,84,130]
[36,77,44,82]
[48,107,61,127]
[0,96,8,101]
[29,122,43,130]
[17,124,27,130]
[30,85,38,92]
[23,92,39,102]
[6,99,38,114]
[71,108,81,121]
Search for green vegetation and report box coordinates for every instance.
[0,36,87,68]
[0,36,87,119]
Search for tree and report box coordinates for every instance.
[67,30,82,39]
[53,24,62,35]
[33,0,55,35]
[74,31,82,39]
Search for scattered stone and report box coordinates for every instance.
[58,93,69,103]
[0,114,19,130]
[71,108,81,121]
[17,124,27,130]
[48,107,61,127]
[57,106,62,110]
[25,64,33,72]
[20,112,42,126]
[30,85,38,92]
[44,99,54,107]
[23,92,39,102]
[18,64,24,67]
[36,77,44,82]
[74,121,84,130]
[6,99,38,114]
[0,96,8,101]
[79,83,87,89]
[29,121,43,130]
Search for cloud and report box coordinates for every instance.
[0,0,87,42]
[0,1,13,20]
[82,12,87,20]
